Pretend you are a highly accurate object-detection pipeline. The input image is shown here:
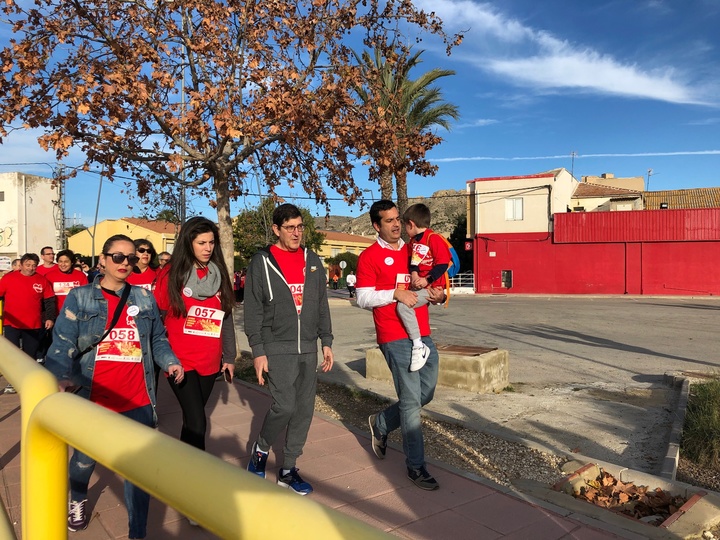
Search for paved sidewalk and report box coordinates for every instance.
[0,376,627,540]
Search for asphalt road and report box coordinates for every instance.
[237,292,720,474]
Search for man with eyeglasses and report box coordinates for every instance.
[36,246,57,276]
[244,203,334,496]
[157,252,171,269]
[0,253,56,393]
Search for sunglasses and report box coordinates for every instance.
[103,252,140,266]
[136,247,152,254]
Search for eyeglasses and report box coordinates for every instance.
[42,252,54,256]
[103,252,140,266]
[136,247,152,254]
[280,224,305,233]
[159,258,170,263]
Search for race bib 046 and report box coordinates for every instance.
[395,273,411,290]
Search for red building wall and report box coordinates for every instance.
[475,209,720,295]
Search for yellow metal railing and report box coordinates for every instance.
[0,337,390,539]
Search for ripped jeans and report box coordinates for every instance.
[68,404,153,539]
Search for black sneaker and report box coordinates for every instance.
[277,467,313,495]
[407,466,439,491]
[247,442,268,478]
[368,414,387,459]
[68,498,89,531]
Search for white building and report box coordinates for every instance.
[0,172,62,269]
[466,168,578,236]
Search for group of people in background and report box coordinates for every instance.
[0,200,450,537]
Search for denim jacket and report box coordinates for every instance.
[45,276,180,417]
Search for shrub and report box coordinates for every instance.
[681,379,720,468]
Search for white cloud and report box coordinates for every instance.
[455,118,498,128]
[415,0,716,106]
[432,150,720,163]
[686,117,720,126]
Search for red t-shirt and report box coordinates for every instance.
[154,266,224,375]
[356,241,430,344]
[126,266,157,292]
[0,271,54,328]
[45,267,88,314]
[408,229,452,288]
[90,288,150,413]
[270,245,305,313]
[35,263,56,277]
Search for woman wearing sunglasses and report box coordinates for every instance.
[154,216,236,455]
[46,234,184,538]
[126,239,157,291]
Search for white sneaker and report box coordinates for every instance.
[410,344,430,372]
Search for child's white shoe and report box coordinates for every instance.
[410,344,430,372]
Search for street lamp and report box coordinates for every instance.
[362,188,376,202]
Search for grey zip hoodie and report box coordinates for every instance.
[243,246,333,358]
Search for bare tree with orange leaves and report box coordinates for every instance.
[0,0,461,270]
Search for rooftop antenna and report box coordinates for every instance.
[570,151,577,179]
[646,168,657,191]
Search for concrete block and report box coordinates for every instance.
[365,346,509,394]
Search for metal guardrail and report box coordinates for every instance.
[449,271,475,290]
[0,337,390,539]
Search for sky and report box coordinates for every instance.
[1,0,719,224]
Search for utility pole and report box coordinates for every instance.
[54,164,66,249]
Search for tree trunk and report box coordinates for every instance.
[214,172,235,275]
[380,168,394,201]
[396,166,409,218]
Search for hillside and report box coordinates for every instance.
[313,189,466,237]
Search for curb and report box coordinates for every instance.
[661,372,692,480]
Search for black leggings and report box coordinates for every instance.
[168,370,216,450]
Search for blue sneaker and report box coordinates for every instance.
[277,467,313,495]
[247,442,268,478]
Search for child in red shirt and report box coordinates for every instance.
[399,204,452,372]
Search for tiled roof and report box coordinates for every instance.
[644,188,720,210]
[468,169,563,183]
[121,218,178,235]
[572,183,641,198]
[318,229,375,244]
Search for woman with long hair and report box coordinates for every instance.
[46,234,184,538]
[154,216,236,451]
[126,238,157,290]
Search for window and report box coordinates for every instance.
[504,198,523,221]
[331,247,340,257]
[0,191,4,202]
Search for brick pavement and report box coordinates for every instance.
[0,374,629,539]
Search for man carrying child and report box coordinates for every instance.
[397,203,452,371]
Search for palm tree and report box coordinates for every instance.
[354,48,459,215]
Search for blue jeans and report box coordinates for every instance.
[68,404,153,539]
[377,337,439,470]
